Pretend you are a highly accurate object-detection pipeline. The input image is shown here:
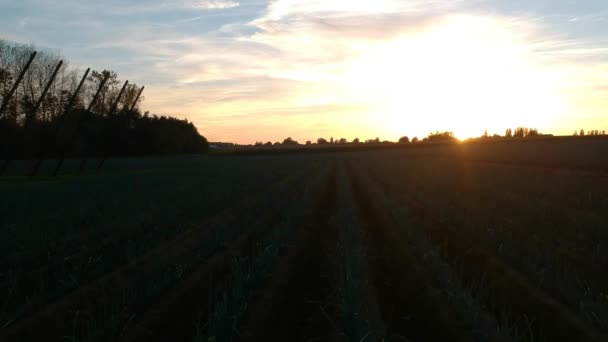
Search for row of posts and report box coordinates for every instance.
[0,51,145,179]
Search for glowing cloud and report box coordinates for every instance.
[2,0,606,143]
[149,1,608,142]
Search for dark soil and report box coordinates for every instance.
[349,166,468,342]
[236,164,338,342]
[370,172,602,342]
[1,177,297,342]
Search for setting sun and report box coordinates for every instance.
[1,0,607,143]
[2,2,608,341]
[338,15,568,140]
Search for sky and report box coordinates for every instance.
[1,0,607,143]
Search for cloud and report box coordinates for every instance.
[99,0,241,15]
[567,14,607,23]
[188,0,240,10]
[9,0,240,16]
[260,0,462,19]
[79,0,606,142]
[3,0,607,142]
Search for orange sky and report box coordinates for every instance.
[142,2,608,143]
[4,0,607,143]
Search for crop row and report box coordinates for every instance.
[1,157,329,341]
[358,153,605,340]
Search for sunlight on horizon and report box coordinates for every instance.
[179,11,596,143]
[312,15,570,141]
[13,0,603,143]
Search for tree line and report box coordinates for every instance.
[251,136,387,147]
[244,125,607,150]
[0,39,208,161]
[251,129,518,147]
[573,129,606,136]
[247,134,444,148]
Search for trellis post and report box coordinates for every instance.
[52,68,90,176]
[0,51,37,117]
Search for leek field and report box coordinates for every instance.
[1,138,608,342]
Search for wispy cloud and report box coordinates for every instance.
[1,0,607,142]
[189,0,240,10]
[0,0,241,16]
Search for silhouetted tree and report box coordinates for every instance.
[352,137,360,144]
[338,138,347,144]
[426,131,456,142]
[317,137,328,144]
[306,140,312,145]
[510,127,541,138]
[578,129,608,136]
[282,137,299,145]
[528,128,539,137]
[398,136,410,144]
[88,69,120,115]
[0,39,208,159]
[412,137,419,143]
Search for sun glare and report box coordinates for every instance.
[340,15,567,140]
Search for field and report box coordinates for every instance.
[1,138,607,341]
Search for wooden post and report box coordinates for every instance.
[0,51,37,117]
[78,73,111,175]
[31,60,63,118]
[66,68,91,113]
[87,73,110,113]
[26,60,63,180]
[129,86,144,111]
[0,51,37,177]
[52,68,90,177]
[95,80,128,172]
[97,84,144,173]
[110,80,128,114]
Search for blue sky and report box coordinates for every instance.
[1,0,607,142]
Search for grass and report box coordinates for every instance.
[333,164,384,342]
[2,140,607,341]
[363,151,608,334]
[352,164,525,341]
[195,164,331,342]
[0,156,314,328]
[68,171,316,341]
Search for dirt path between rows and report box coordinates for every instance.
[349,164,469,342]
[1,176,300,342]
[237,163,338,342]
[368,169,603,341]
